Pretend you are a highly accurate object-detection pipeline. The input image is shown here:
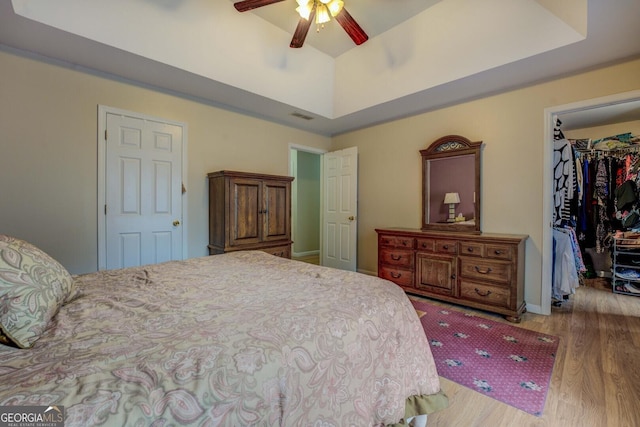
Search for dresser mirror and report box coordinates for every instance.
[421,135,482,233]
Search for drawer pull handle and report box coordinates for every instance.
[442,245,449,250]
[422,243,427,248]
[391,254,402,261]
[494,250,503,255]
[475,288,492,297]
[402,241,408,246]
[474,266,493,274]
[467,247,474,252]
[391,272,402,279]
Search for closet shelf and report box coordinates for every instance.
[613,236,640,297]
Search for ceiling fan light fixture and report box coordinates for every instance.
[295,0,313,20]
[296,0,342,23]
[327,0,343,17]
[316,4,331,25]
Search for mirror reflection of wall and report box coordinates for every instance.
[428,154,475,223]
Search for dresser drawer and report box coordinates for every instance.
[379,234,415,249]
[459,257,511,284]
[416,238,457,254]
[435,240,457,254]
[485,243,514,260]
[379,265,414,287]
[460,242,484,257]
[460,279,511,309]
[379,248,414,268]
[416,238,434,252]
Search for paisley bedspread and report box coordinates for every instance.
[0,251,447,426]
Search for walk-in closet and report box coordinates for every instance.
[552,108,640,303]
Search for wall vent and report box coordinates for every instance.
[291,112,314,121]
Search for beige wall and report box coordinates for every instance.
[332,58,640,311]
[0,49,331,274]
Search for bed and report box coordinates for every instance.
[0,235,448,426]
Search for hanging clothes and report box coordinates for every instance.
[594,157,612,252]
[553,138,578,225]
[552,227,581,300]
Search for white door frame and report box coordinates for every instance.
[289,143,327,260]
[97,105,189,270]
[542,89,640,315]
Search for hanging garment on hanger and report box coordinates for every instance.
[552,228,580,300]
[553,138,577,225]
[554,224,587,276]
[578,156,590,239]
[594,158,612,252]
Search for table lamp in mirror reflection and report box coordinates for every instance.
[444,192,460,222]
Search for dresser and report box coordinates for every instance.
[376,228,527,322]
[208,171,293,258]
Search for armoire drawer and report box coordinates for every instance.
[459,257,511,284]
[379,265,414,287]
[261,245,291,258]
[459,279,511,309]
[379,248,414,268]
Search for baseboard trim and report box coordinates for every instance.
[525,303,544,315]
[292,250,319,258]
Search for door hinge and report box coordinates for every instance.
[104,204,107,215]
[104,129,107,140]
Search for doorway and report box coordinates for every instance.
[290,145,324,265]
[543,90,640,315]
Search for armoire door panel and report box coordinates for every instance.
[263,181,290,241]
[230,179,261,246]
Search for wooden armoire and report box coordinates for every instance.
[207,170,293,258]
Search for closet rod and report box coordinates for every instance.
[575,145,640,158]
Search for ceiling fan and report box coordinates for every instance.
[233,0,368,48]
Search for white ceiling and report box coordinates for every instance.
[559,99,640,131]
[1,0,639,136]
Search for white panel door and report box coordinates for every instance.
[105,113,183,269]
[322,147,358,271]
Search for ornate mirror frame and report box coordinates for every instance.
[421,135,483,233]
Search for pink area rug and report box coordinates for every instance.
[411,298,559,416]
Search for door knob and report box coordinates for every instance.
[348,216,355,221]
[173,220,181,226]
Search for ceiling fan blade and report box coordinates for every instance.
[335,8,368,45]
[290,9,316,48]
[234,0,285,13]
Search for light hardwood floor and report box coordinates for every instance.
[419,279,640,427]
[293,254,320,265]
